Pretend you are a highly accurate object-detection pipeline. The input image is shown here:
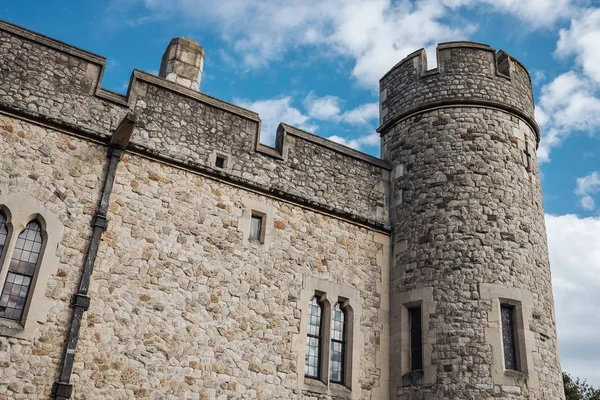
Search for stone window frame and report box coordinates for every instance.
[480,283,540,392]
[305,295,325,379]
[0,193,63,340]
[329,301,349,384]
[390,287,436,388]
[210,150,230,171]
[296,276,362,399]
[249,211,266,243]
[239,197,275,250]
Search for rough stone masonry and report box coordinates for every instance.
[0,18,563,400]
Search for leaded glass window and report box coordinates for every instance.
[501,305,518,370]
[0,212,7,256]
[409,306,423,371]
[330,303,346,383]
[305,297,323,378]
[0,221,43,321]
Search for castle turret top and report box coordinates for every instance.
[159,37,205,91]
[378,41,538,143]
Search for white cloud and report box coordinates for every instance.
[580,195,595,210]
[340,103,379,124]
[107,0,595,91]
[113,0,476,88]
[576,171,600,195]
[304,92,342,120]
[535,8,600,162]
[328,132,379,150]
[234,96,316,145]
[556,8,600,83]
[535,72,600,163]
[462,0,582,28]
[546,214,600,386]
[235,94,378,148]
[575,171,600,210]
[303,93,379,125]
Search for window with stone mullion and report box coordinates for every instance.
[0,221,43,321]
[305,297,323,378]
[330,303,346,383]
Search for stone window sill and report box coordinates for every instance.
[401,370,424,386]
[0,317,25,338]
[303,377,352,398]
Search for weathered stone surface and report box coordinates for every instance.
[0,22,390,228]
[0,19,563,400]
[383,108,562,397]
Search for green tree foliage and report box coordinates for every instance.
[564,373,600,400]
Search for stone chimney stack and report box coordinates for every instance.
[159,37,204,91]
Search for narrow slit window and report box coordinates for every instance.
[0,212,7,256]
[305,297,323,378]
[330,303,346,383]
[501,304,518,370]
[409,306,423,371]
[249,213,264,243]
[0,221,43,321]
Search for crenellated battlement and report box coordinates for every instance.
[378,41,538,143]
[0,19,390,230]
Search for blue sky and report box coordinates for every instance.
[3,0,600,387]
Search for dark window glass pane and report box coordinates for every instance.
[305,297,322,378]
[215,155,225,168]
[250,215,262,241]
[410,307,423,371]
[0,212,7,255]
[330,303,346,383]
[0,221,42,321]
[501,305,518,370]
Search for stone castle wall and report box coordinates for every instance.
[0,18,565,400]
[0,114,106,399]
[0,20,390,230]
[0,19,390,399]
[0,109,390,399]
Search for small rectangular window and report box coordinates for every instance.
[249,213,264,243]
[409,306,423,371]
[215,155,226,169]
[501,304,518,370]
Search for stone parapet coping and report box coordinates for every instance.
[278,123,389,169]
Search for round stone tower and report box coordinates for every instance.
[380,42,564,399]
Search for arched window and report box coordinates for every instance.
[0,212,7,256]
[330,302,347,383]
[305,297,323,378]
[0,221,43,321]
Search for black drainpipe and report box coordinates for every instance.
[52,113,137,399]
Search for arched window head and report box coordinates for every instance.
[330,302,347,383]
[0,212,7,255]
[305,297,323,378]
[0,220,43,321]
